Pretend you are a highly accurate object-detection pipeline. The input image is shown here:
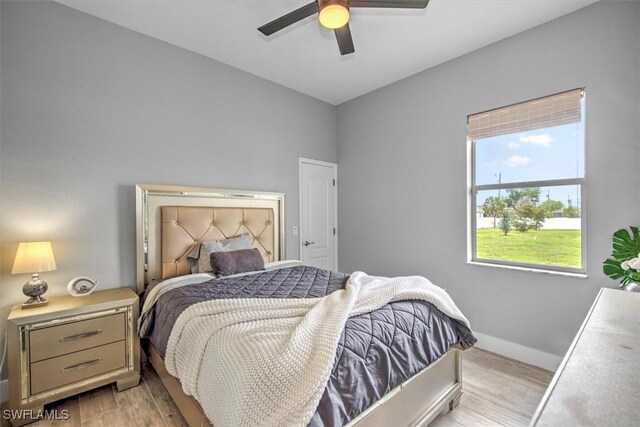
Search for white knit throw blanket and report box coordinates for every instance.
[164,271,470,427]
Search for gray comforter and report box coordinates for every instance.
[140,265,476,426]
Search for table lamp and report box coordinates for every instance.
[11,241,57,308]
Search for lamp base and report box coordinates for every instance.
[22,296,49,309]
[22,274,49,309]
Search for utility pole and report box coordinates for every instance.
[493,172,502,228]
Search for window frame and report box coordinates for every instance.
[468,90,587,275]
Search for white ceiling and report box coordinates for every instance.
[55,0,599,105]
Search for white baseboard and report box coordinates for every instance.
[0,379,7,403]
[473,332,562,372]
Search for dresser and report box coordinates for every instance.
[6,288,140,426]
[530,288,640,426]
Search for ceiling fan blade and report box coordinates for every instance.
[258,2,319,36]
[349,0,429,8]
[335,24,355,55]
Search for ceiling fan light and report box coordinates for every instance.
[319,1,350,30]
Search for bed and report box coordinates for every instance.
[135,184,475,427]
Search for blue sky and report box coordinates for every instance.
[475,118,585,207]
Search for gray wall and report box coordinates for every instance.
[0,0,337,377]
[337,1,640,357]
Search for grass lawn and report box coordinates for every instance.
[476,228,581,268]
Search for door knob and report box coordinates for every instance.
[303,241,315,247]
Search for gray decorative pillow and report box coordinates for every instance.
[210,248,265,277]
[187,233,253,274]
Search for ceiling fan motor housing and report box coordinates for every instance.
[319,0,350,10]
[319,0,351,29]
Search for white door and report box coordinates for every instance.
[299,159,337,271]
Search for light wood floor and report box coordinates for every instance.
[431,348,553,427]
[2,347,553,427]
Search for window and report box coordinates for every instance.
[468,89,585,273]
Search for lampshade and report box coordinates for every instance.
[319,0,350,30]
[11,241,57,274]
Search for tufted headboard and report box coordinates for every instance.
[161,206,275,280]
[135,184,285,293]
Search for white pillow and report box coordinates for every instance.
[187,233,254,274]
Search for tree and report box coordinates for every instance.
[502,188,546,232]
[513,216,533,232]
[539,199,564,218]
[532,207,546,230]
[505,188,541,208]
[482,197,506,227]
[516,203,546,230]
[563,206,581,218]
[498,210,513,236]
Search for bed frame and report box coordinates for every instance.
[135,184,462,427]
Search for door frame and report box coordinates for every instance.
[298,157,338,271]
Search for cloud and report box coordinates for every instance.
[520,133,553,147]
[508,142,520,149]
[503,155,531,167]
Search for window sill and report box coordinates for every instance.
[467,261,588,279]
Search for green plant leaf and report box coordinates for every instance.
[612,227,640,260]
[603,258,625,279]
[604,226,640,285]
[627,269,640,282]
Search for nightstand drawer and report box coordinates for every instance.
[30,340,126,395]
[30,313,125,362]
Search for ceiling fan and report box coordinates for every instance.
[258,0,430,55]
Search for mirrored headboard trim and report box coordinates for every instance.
[135,184,285,294]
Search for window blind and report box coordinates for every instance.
[468,88,583,141]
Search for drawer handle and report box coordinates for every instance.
[60,358,103,374]
[59,330,102,342]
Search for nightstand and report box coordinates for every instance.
[6,288,140,426]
